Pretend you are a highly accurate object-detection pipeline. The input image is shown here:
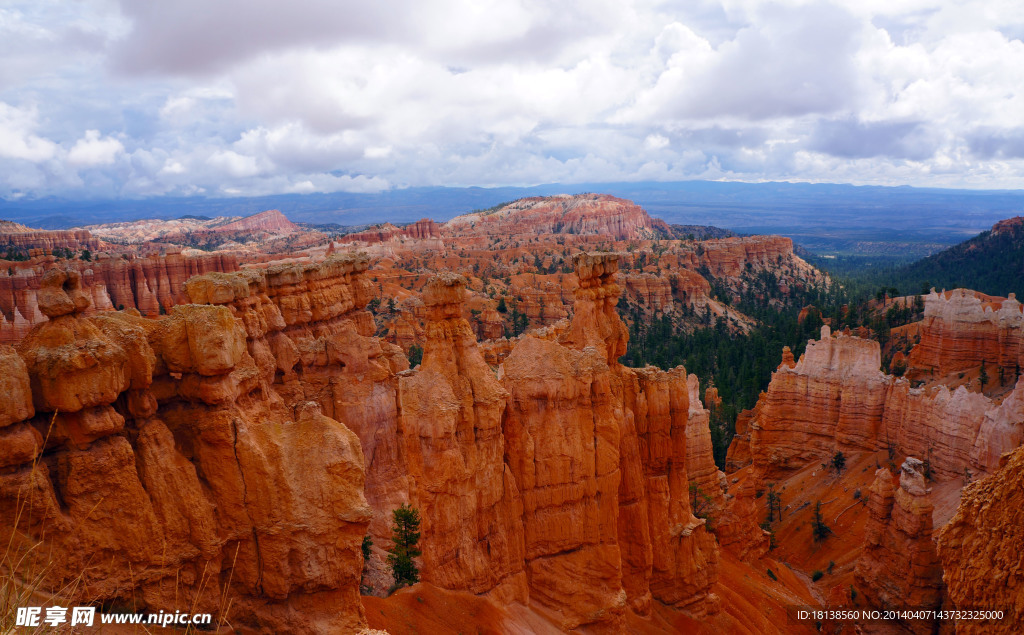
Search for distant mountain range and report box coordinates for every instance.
[2,181,1023,260]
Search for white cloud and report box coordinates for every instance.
[0,102,58,162]
[206,150,261,178]
[67,129,124,166]
[2,0,1024,198]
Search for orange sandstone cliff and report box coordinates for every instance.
[908,288,1024,379]
[936,446,1024,634]
[854,460,944,634]
[733,325,1022,482]
[1,248,739,633]
[0,262,375,633]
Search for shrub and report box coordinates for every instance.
[811,501,832,542]
[812,570,824,582]
[767,569,777,581]
[831,451,846,472]
[407,344,423,368]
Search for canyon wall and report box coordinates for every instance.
[442,194,670,240]
[0,228,101,254]
[732,325,1023,481]
[908,289,1024,379]
[0,262,375,633]
[854,460,944,634]
[0,250,239,343]
[936,446,1024,634]
[369,253,721,630]
[1,249,725,633]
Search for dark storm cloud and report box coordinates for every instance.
[109,1,404,75]
[108,0,623,76]
[968,129,1024,159]
[809,119,937,160]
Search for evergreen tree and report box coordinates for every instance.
[407,344,424,368]
[831,451,846,472]
[387,504,422,589]
[812,501,832,542]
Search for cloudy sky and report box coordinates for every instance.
[2,0,1024,199]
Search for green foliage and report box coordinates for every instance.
[767,569,778,581]
[81,249,92,261]
[387,504,422,589]
[407,344,424,368]
[896,225,1024,299]
[507,304,529,337]
[496,297,508,313]
[811,501,832,542]
[891,357,908,377]
[2,246,29,261]
[361,534,373,560]
[831,451,846,472]
[812,570,824,582]
[816,222,1024,300]
[980,361,989,387]
[765,483,782,523]
[620,269,846,470]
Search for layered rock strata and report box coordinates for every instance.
[0,262,375,634]
[0,228,101,254]
[443,194,670,240]
[1,250,726,633]
[854,460,944,634]
[936,446,1024,634]
[0,250,239,343]
[735,326,1023,481]
[908,288,1024,379]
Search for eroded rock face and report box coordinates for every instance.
[443,194,670,241]
[937,446,1024,634]
[738,326,1023,481]
[1,260,375,634]
[1,250,724,633]
[908,289,1024,378]
[495,253,719,629]
[0,251,241,343]
[854,461,944,634]
[395,272,527,601]
[0,228,100,254]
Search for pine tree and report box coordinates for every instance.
[407,344,423,368]
[831,451,846,472]
[387,504,422,589]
